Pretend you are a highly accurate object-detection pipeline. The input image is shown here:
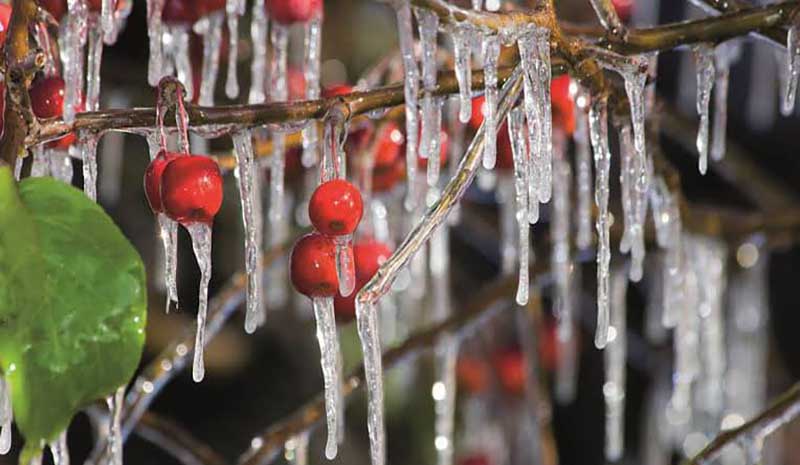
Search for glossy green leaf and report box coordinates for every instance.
[0,166,147,461]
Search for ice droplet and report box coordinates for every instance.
[451,26,472,124]
[588,98,611,349]
[507,107,530,305]
[395,1,420,209]
[225,0,246,99]
[482,35,500,170]
[356,300,385,465]
[604,267,628,461]
[311,297,344,460]
[0,376,13,454]
[693,44,715,175]
[186,223,213,382]
[248,0,268,103]
[197,12,225,107]
[782,19,800,116]
[146,0,166,86]
[79,131,100,202]
[105,386,124,465]
[233,130,264,333]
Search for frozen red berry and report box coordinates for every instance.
[144,150,181,213]
[551,74,575,135]
[612,0,633,22]
[291,233,339,297]
[308,179,363,236]
[161,155,224,224]
[265,0,322,24]
[29,76,83,149]
[334,239,392,322]
[493,347,526,396]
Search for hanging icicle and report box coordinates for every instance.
[248,0,268,103]
[356,300,386,465]
[312,296,344,459]
[588,98,612,349]
[451,26,472,124]
[693,43,715,175]
[79,131,100,202]
[782,18,800,116]
[711,41,741,161]
[146,0,166,86]
[394,0,420,209]
[196,11,225,106]
[301,16,323,167]
[225,0,246,98]
[604,267,628,462]
[552,131,573,353]
[482,35,500,171]
[188,222,213,382]
[85,23,104,112]
[415,8,442,186]
[574,95,594,251]
[62,0,89,124]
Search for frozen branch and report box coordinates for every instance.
[587,0,626,37]
[683,382,800,465]
[691,0,790,46]
[135,412,230,465]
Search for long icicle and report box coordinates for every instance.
[415,8,441,186]
[301,17,323,167]
[63,0,88,124]
[508,106,529,305]
[574,98,593,251]
[355,300,385,465]
[146,0,166,86]
[711,42,740,161]
[782,18,800,116]
[482,35,500,171]
[187,223,213,382]
[604,267,628,461]
[588,97,611,349]
[395,0,420,210]
[451,26,472,124]
[79,131,100,202]
[693,43,715,175]
[517,27,541,224]
[197,12,225,107]
[248,0,268,103]
[534,27,552,203]
[225,0,245,98]
[233,130,264,333]
[312,297,343,460]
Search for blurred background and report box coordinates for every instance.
[5,0,800,464]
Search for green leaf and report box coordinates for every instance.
[0,166,147,461]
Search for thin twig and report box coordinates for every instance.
[136,412,230,465]
[587,0,626,38]
[683,383,800,465]
[691,0,790,46]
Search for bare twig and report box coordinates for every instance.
[683,383,800,465]
[136,412,230,465]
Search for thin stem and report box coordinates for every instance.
[135,412,230,465]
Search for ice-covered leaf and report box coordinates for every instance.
[0,166,146,461]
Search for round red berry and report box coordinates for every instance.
[308,179,363,236]
[161,155,224,224]
[374,122,404,168]
[265,0,322,25]
[30,76,84,149]
[493,347,526,396]
[612,0,633,22]
[290,233,339,298]
[551,74,575,135]
[144,150,181,213]
[353,240,392,282]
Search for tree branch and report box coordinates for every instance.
[135,412,230,465]
[683,383,800,465]
[691,0,790,46]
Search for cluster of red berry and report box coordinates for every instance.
[144,150,224,226]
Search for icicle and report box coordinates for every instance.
[355,300,385,465]
[588,99,612,349]
[166,26,194,101]
[0,377,12,455]
[508,107,529,305]
[225,0,245,99]
[79,131,100,202]
[574,101,593,250]
[100,0,116,43]
[106,386,124,465]
[451,26,472,124]
[197,12,225,107]
[31,145,50,177]
[416,8,441,185]
[312,297,344,460]
[146,0,166,86]
[552,132,572,346]
[619,124,646,282]
[248,0,268,103]
[621,62,648,192]
[517,28,543,217]
[13,156,23,181]
[693,44,715,175]
[649,178,682,329]
[85,25,104,112]
[49,431,70,465]
[268,23,289,226]
[711,42,740,161]
[669,240,699,428]
[534,28,552,203]
[604,268,627,462]
[301,17,323,167]
[395,1,420,209]
[233,130,264,333]
[50,150,74,183]
[782,19,800,116]
[63,0,88,124]
[336,236,356,296]
[482,35,500,171]
[187,223,213,382]
[498,180,516,276]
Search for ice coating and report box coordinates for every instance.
[79,131,100,202]
[197,12,225,107]
[604,267,627,461]
[336,236,356,297]
[106,386,125,465]
[507,107,529,305]
[517,27,544,220]
[782,19,800,116]
[355,300,386,465]
[588,98,611,349]
[63,0,88,124]
[187,223,213,382]
[312,297,344,459]
[233,130,264,333]
[415,8,441,186]
[482,35,500,171]
[85,25,104,112]
[451,26,473,124]
[248,0,268,103]
[0,377,12,455]
[395,1,420,209]
[693,43,715,175]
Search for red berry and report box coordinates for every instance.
[308,179,363,236]
[40,0,67,21]
[353,240,392,282]
[374,123,404,169]
[290,233,339,297]
[551,74,576,135]
[265,0,322,24]
[612,0,633,22]
[0,4,12,46]
[372,159,404,193]
[144,150,181,213]
[162,0,198,24]
[161,155,224,224]
[29,76,84,149]
[333,278,361,322]
[493,347,526,396]
[322,84,353,98]
[456,356,489,394]
[459,454,492,465]
[495,121,514,171]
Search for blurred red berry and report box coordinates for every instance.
[265,0,322,24]
[493,347,526,396]
[456,356,489,394]
[551,74,576,135]
[0,4,12,46]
